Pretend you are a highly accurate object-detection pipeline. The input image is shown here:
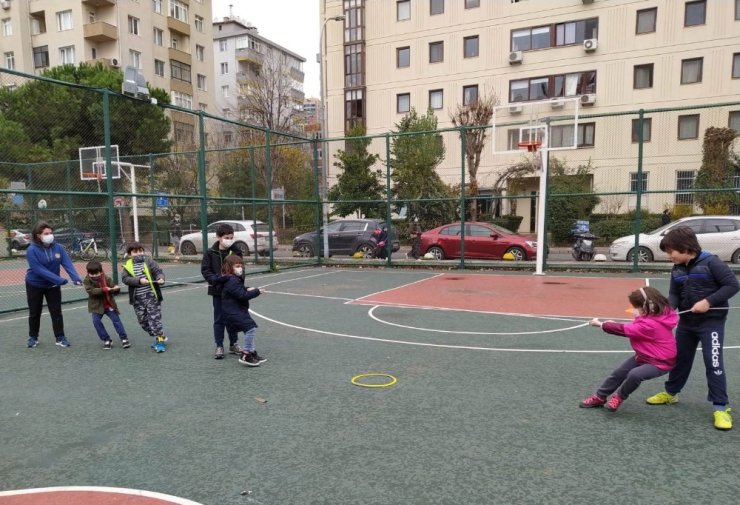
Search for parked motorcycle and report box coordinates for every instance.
[572,232,598,261]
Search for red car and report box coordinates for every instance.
[420,222,537,260]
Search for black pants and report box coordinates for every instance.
[212,295,238,347]
[26,282,64,339]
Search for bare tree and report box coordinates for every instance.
[450,92,499,221]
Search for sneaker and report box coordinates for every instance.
[103,340,113,350]
[27,337,38,348]
[238,352,260,367]
[151,337,166,353]
[252,350,267,364]
[55,337,71,347]
[214,346,225,359]
[646,392,678,405]
[714,408,733,431]
[121,338,131,349]
[605,394,624,412]
[228,343,242,354]
[579,394,606,408]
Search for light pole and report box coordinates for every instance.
[318,14,344,258]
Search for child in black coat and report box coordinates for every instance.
[221,255,264,367]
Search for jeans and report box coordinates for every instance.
[92,309,127,341]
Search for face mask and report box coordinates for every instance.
[41,234,54,245]
[631,308,642,318]
[233,267,243,276]
[134,255,145,263]
[222,239,234,248]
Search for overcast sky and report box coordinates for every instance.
[212,0,321,98]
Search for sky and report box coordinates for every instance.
[212,0,321,98]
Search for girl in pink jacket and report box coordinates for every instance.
[580,286,678,412]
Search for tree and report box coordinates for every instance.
[546,157,601,243]
[450,91,498,221]
[390,108,455,229]
[695,127,739,214]
[327,125,384,218]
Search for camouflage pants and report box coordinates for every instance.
[133,294,163,337]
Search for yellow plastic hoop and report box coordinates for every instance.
[351,373,397,388]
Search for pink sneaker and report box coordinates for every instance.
[605,394,624,412]
[579,394,606,408]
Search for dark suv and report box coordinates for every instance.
[292,219,400,258]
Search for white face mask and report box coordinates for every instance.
[631,308,642,318]
[41,234,54,245]
[222,239,234,248]
[233,267,243,276]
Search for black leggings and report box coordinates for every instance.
[26,283,64,339]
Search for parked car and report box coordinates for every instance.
[9,229,31,250]
[292,219,400,258]
[609,215,740,263]
[420,222,537,261]
[178,220,278,256]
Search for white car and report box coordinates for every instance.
[609,216,740,263]
[178,220,279,256]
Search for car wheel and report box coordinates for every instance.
[505,246,526,261]
[357,243,375,259]
[627,246,653,263]
[11,240,21,250]
[296,243,314,257]
[233,241,249,256]
[732,249,740,264]
[428,246,445,260]
[179,241,196,255]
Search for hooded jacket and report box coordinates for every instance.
[220,275,261,332]
[25,242,82,288]
[601,309,679,371]
[200,241,243,296]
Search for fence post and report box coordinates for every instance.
[312,138,322,265]
[102,89,119,281]
[632,109,645,272]
[459,126,467,269]
[385,133,392,265]
[65,160,74,233]
[265,128,274,269]
[198,111,208,256]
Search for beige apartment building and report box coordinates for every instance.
[0,0,215,144]
[321,0,740,232]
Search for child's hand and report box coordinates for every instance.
[103,286,110,293]
[589,318,602,327]
[691,299,710,313]
[157,278,165,285]
[74,281,83,286]
[139,278,149,285]
[112,285,120,291]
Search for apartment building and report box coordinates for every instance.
[321,0,740,231]
[0,0,215,144]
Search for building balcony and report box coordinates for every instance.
[290,67,305,82]
[82,0,116,6]
[83,21,118,42]
[167,16,190,35]
[236,47,263,65]
[168,47,192,65]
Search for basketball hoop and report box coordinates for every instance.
[517,141,542,153]
[81,172,102,181]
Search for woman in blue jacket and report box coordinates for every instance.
[25,221,83,348]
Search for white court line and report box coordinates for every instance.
[351,272,444,304]
[263,290,353,302]
[0,486,204,504]
[257,269,341,289]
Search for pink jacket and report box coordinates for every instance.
[601,309,678,371]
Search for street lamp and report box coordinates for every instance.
[318,14,344,258]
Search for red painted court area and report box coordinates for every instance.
[0,488,202,505]
[353,273,647,320]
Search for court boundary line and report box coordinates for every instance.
[0,486,203,504]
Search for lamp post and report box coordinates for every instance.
[318,14,344,258]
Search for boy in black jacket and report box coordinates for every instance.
[200,223,243,359]
[646,226,739,430]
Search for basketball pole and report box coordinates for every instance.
[534,135,548,276]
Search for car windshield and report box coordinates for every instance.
[488,223,514,235]
[254,224,270,234]
[647,222,675,235]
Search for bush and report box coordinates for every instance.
[490,215,524,232]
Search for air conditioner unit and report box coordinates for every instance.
[583,38,598,52]
[581,93,596,105]
[508,51,523,64]
[550,98,564,109]
[108,58,120,68]
[509,105,523,114]
[1,1,10,10]
[582,0,594,4]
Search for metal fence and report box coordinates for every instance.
[1,67,739,312]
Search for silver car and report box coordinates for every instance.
[609,216,740,263]
[178,220,278,256]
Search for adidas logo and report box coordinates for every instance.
[714,370,724,376]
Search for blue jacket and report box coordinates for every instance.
[25,242,82,288]
[669,250,739,324]
[221,275,260,332]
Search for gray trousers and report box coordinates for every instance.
[596,356,668,400]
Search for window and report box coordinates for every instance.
[33,46,49,68]
[196,45,205,62]
[397,46,410,68]
[195,15,204,32]
[128,16,140,35]
[154,28,164,46]
[675,170,696,205]
[631,118,652,142]
[153,0,162,14]
[59,46,75,65]
[636,8,657,34]
[197,74,206,90]
[344,0,363,42]
[219,40,227,52]
[512,18,598,51]
[630,172,649,193]
[464,36,479,58]
[397,0,410,21]
[634,64,653,89]
[681,57,703,84]
[171,36,179,50]
[345,88,364,131]
[430,0,444,15]
[30,16,46,35]
[684,0,706,26]
[465,0,480,8]
[129,50,141,69]
[463,85,478,105]
[555,18,599,46]
[678,114,700,140]
[56,10,73,31]
[397,93,410,113]
[429,41,444,63]
[512,26,550,52]
[88,11,96,24]
[154,59,165,77]
[733,53,740,79]
[171,60,192,82]
[736,0,740,20]
[220,62,228,75]
[4,51,15,70]
[174,121,194,144]
[509,70,596,102]
[345,43,364,87]
[550,123,595,148]
[2,18,11,37]
[729,111,740,133]
[429,89,443,110]
[171,92,193,109]
[221,85,229,98]
[170,0,188,23]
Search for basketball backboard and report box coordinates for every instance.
[79,145,121,180]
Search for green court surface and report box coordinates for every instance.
[1,268,739,505]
